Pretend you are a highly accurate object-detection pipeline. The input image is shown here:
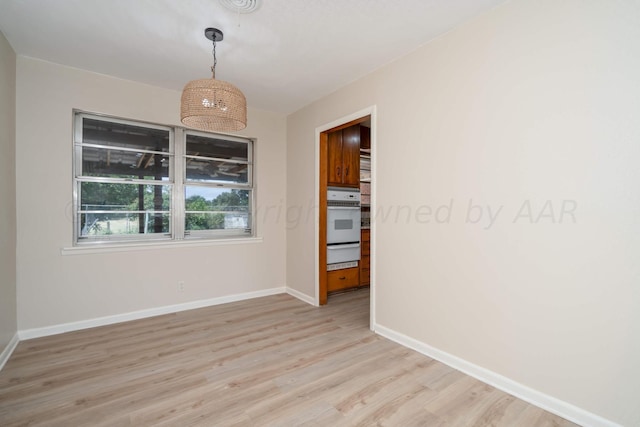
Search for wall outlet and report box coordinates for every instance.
[178,281,185,292]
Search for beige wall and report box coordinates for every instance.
[286,0,640,425]
[0,32,17,351]
[15,57,287,331]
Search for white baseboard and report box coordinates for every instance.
[0,332,20,371]
[19,287,287,341]
[286,287,316,306]
[374,324,620,427]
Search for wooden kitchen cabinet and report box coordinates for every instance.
[327,267,360,292]
[360,125,371,150]
[360,229,370,286]
[327,124,360,187]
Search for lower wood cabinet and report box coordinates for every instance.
[360,229,370,285]
[327,267,360,292]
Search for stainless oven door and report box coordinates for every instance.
[327,206,361,244]
[327,243,361,264]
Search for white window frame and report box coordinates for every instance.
[73,111,255,246]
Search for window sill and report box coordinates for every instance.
[61,237,263,256]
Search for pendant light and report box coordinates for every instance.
[181,28,247,132]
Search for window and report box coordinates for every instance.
[73,112,254,244]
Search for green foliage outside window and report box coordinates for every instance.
[185,190,248,231]
[80,183,248,234]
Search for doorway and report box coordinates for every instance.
[315,106,376,329]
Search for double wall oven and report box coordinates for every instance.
[327,187,361,270]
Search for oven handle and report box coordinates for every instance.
[327,206,361,210]
[327,243,360,250]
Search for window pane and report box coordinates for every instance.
[186,134,247,159]
[82,147,170,180]
[78,182,171,239]
[185,133,249,185]
[82,118,170,153]
[184,187,250,232]
[80,182,171,212]
[185,158,248,184]
[79,212,170,238]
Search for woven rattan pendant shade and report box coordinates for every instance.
[180,77,247,132]
[180,27,247,132]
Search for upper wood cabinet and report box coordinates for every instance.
[360,126,371,150]
[327,124,360,187]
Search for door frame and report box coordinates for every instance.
[314,105,377,329]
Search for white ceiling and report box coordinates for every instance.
[0,0,507,114]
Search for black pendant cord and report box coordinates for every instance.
[205,27,223,79]
[211,38,217,79]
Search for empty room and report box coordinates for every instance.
[0,1,638,426]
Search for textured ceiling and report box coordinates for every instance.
[0,0,507,114]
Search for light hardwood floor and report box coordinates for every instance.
[0,289,577,426]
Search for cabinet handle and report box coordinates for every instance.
[345,166,349,176]
[336,166,341,177]
[339,276,346,280]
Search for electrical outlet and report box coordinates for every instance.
[178,281,185,292]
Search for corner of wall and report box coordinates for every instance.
[286,286,316,306]
[0,333,19,372]
[0,30,18,365]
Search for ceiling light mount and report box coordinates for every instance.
[204,28,223,42]
[180,27,247,132]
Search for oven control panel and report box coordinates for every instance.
[327,188,361,205]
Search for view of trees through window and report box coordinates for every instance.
[185,189,249,231]
[80,184,249,236]
[75,113,253,242]
[79,181,169,236]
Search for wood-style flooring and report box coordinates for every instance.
[0,289,578,426]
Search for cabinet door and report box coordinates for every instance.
[327,129,344,186]
[341,125,360,187]
[360,126,371,150]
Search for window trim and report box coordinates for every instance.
[72,110,256,246]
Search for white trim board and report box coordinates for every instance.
[374,324,621,427]
[19,287,286,340]
[286,287,316,306]
[0,333,20,372]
